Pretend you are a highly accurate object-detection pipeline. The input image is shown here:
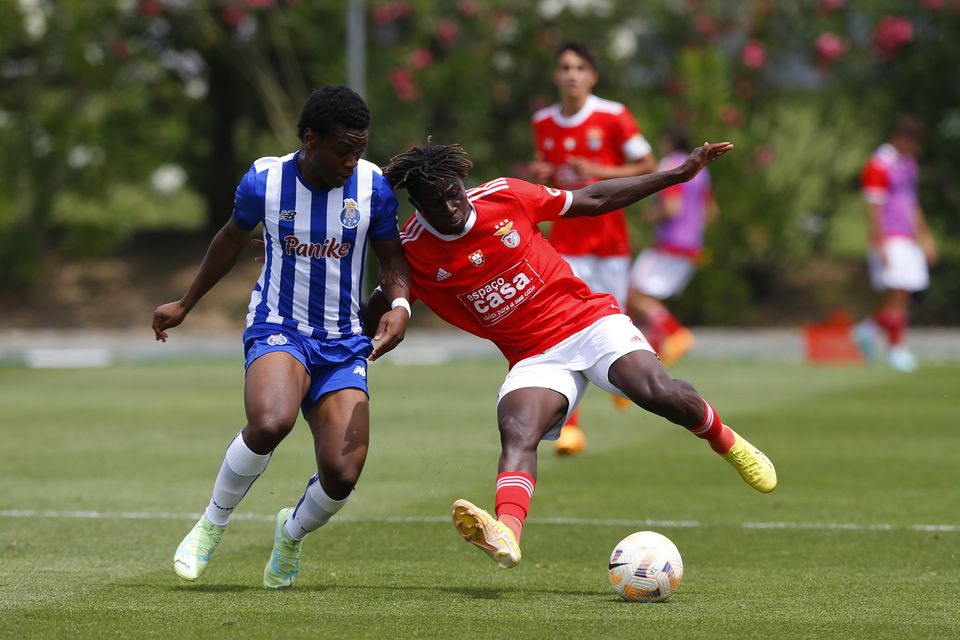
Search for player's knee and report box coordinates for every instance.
[319,463,361,499]
[246,409,297,445]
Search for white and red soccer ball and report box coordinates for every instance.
[608,531,684,602]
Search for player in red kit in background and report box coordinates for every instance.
[530,42,657,456]
[628,125,718,367]
[371,142,776,571]
[854,116,937,372]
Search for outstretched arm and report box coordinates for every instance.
[152,218,252,341]
[367,237,412,361]
[565,142,732,218]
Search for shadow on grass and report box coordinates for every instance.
[164,582,609,599]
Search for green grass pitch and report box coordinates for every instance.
[1,359,958,639]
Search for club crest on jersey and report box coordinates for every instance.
[279,210,296,221]
[468,250,485,267]
[494,219,520,249]
[266,333,288,346]
[587,127,604,151]
[340,198,361,229]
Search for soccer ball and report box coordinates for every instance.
[608,531,684,602]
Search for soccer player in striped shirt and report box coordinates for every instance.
[373,141,776,570]
[152,86,411,589]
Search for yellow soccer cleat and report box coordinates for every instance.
[554,424,586,456]
[721,431,777,493]
[659,328,695,368]
[611,394,631,411]
[451,499,521,569]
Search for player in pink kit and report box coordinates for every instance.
[530,42,657,455]
[854,116,937,372]
[373,142,777,570]
[628,125,718,366]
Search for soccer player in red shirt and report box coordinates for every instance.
[372,142,777,570]
[530,42,657,455]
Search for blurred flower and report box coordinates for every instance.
[219,4,245,26]
[436,19,460,46]
[245,0,276,8]
[872,16,913,60]
[608,26,637,60]
[138,0,164,17]
[409,48,433,69]
[529,95,550,112]
[151,164,187,195]
[741,39,765,69]
[719,104,744,127]
[814,32,846,66]
[752,146,775,168]
[918,0,946,8]
[390,67,419,102]
[458,0,480,17]
[693,14,717,41]
[734,78,754,100]
[110,38,131,60]
[68,146,95,169]
[491,82,511,103]
[373,1,412,26]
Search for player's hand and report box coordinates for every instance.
[678,142,733,181]
[251,238,266,263]
[368,307,409,361]
[152,301,189,342]
[567,156,600,179]
[530,160,554,183]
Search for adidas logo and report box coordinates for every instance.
[436,267,452,281]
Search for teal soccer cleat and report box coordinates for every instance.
[263,507,303,589]
[173,515,226,581]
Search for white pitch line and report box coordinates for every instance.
[0,509,956,533]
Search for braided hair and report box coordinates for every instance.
[382,144,473,193]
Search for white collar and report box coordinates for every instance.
[550,94,598,128]
[414,205,477,241]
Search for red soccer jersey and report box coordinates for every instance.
[399,177,622,368]
[531,95,650,257]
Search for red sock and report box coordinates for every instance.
[688,400,735,454]
[649,305,682,338]
[495,472,535,542]
[874,308,906,346]
[564,407,580,428]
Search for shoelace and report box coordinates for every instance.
[273,537,302,573]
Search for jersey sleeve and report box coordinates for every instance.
[861,158,889,205]
[231,163,264,231]
[505,177,573,224]
[615,109,651,161]
[369,173,401,240]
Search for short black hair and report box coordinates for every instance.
[297,85,371,141]
[891,115,924,141]
[555,42,597,70]
[663,125,689,152]
[382,144,473,193]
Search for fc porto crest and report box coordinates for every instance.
[340,198,361,229]
[494,219,520,249]
[468,250,485,267]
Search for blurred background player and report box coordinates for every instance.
[378,141,776,571]
[627,125,718,366]
[529,42,656,455]
[854,116,937,372]
[152,86,411,589]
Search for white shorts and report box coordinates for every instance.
[497,314,655,440]
[868,237,929,292]
[628,249,696,300]
[560,254,630,309]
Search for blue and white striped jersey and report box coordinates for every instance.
[232,152,400,340]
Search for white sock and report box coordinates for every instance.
[284,475,351,541]
[203,432,271,526]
